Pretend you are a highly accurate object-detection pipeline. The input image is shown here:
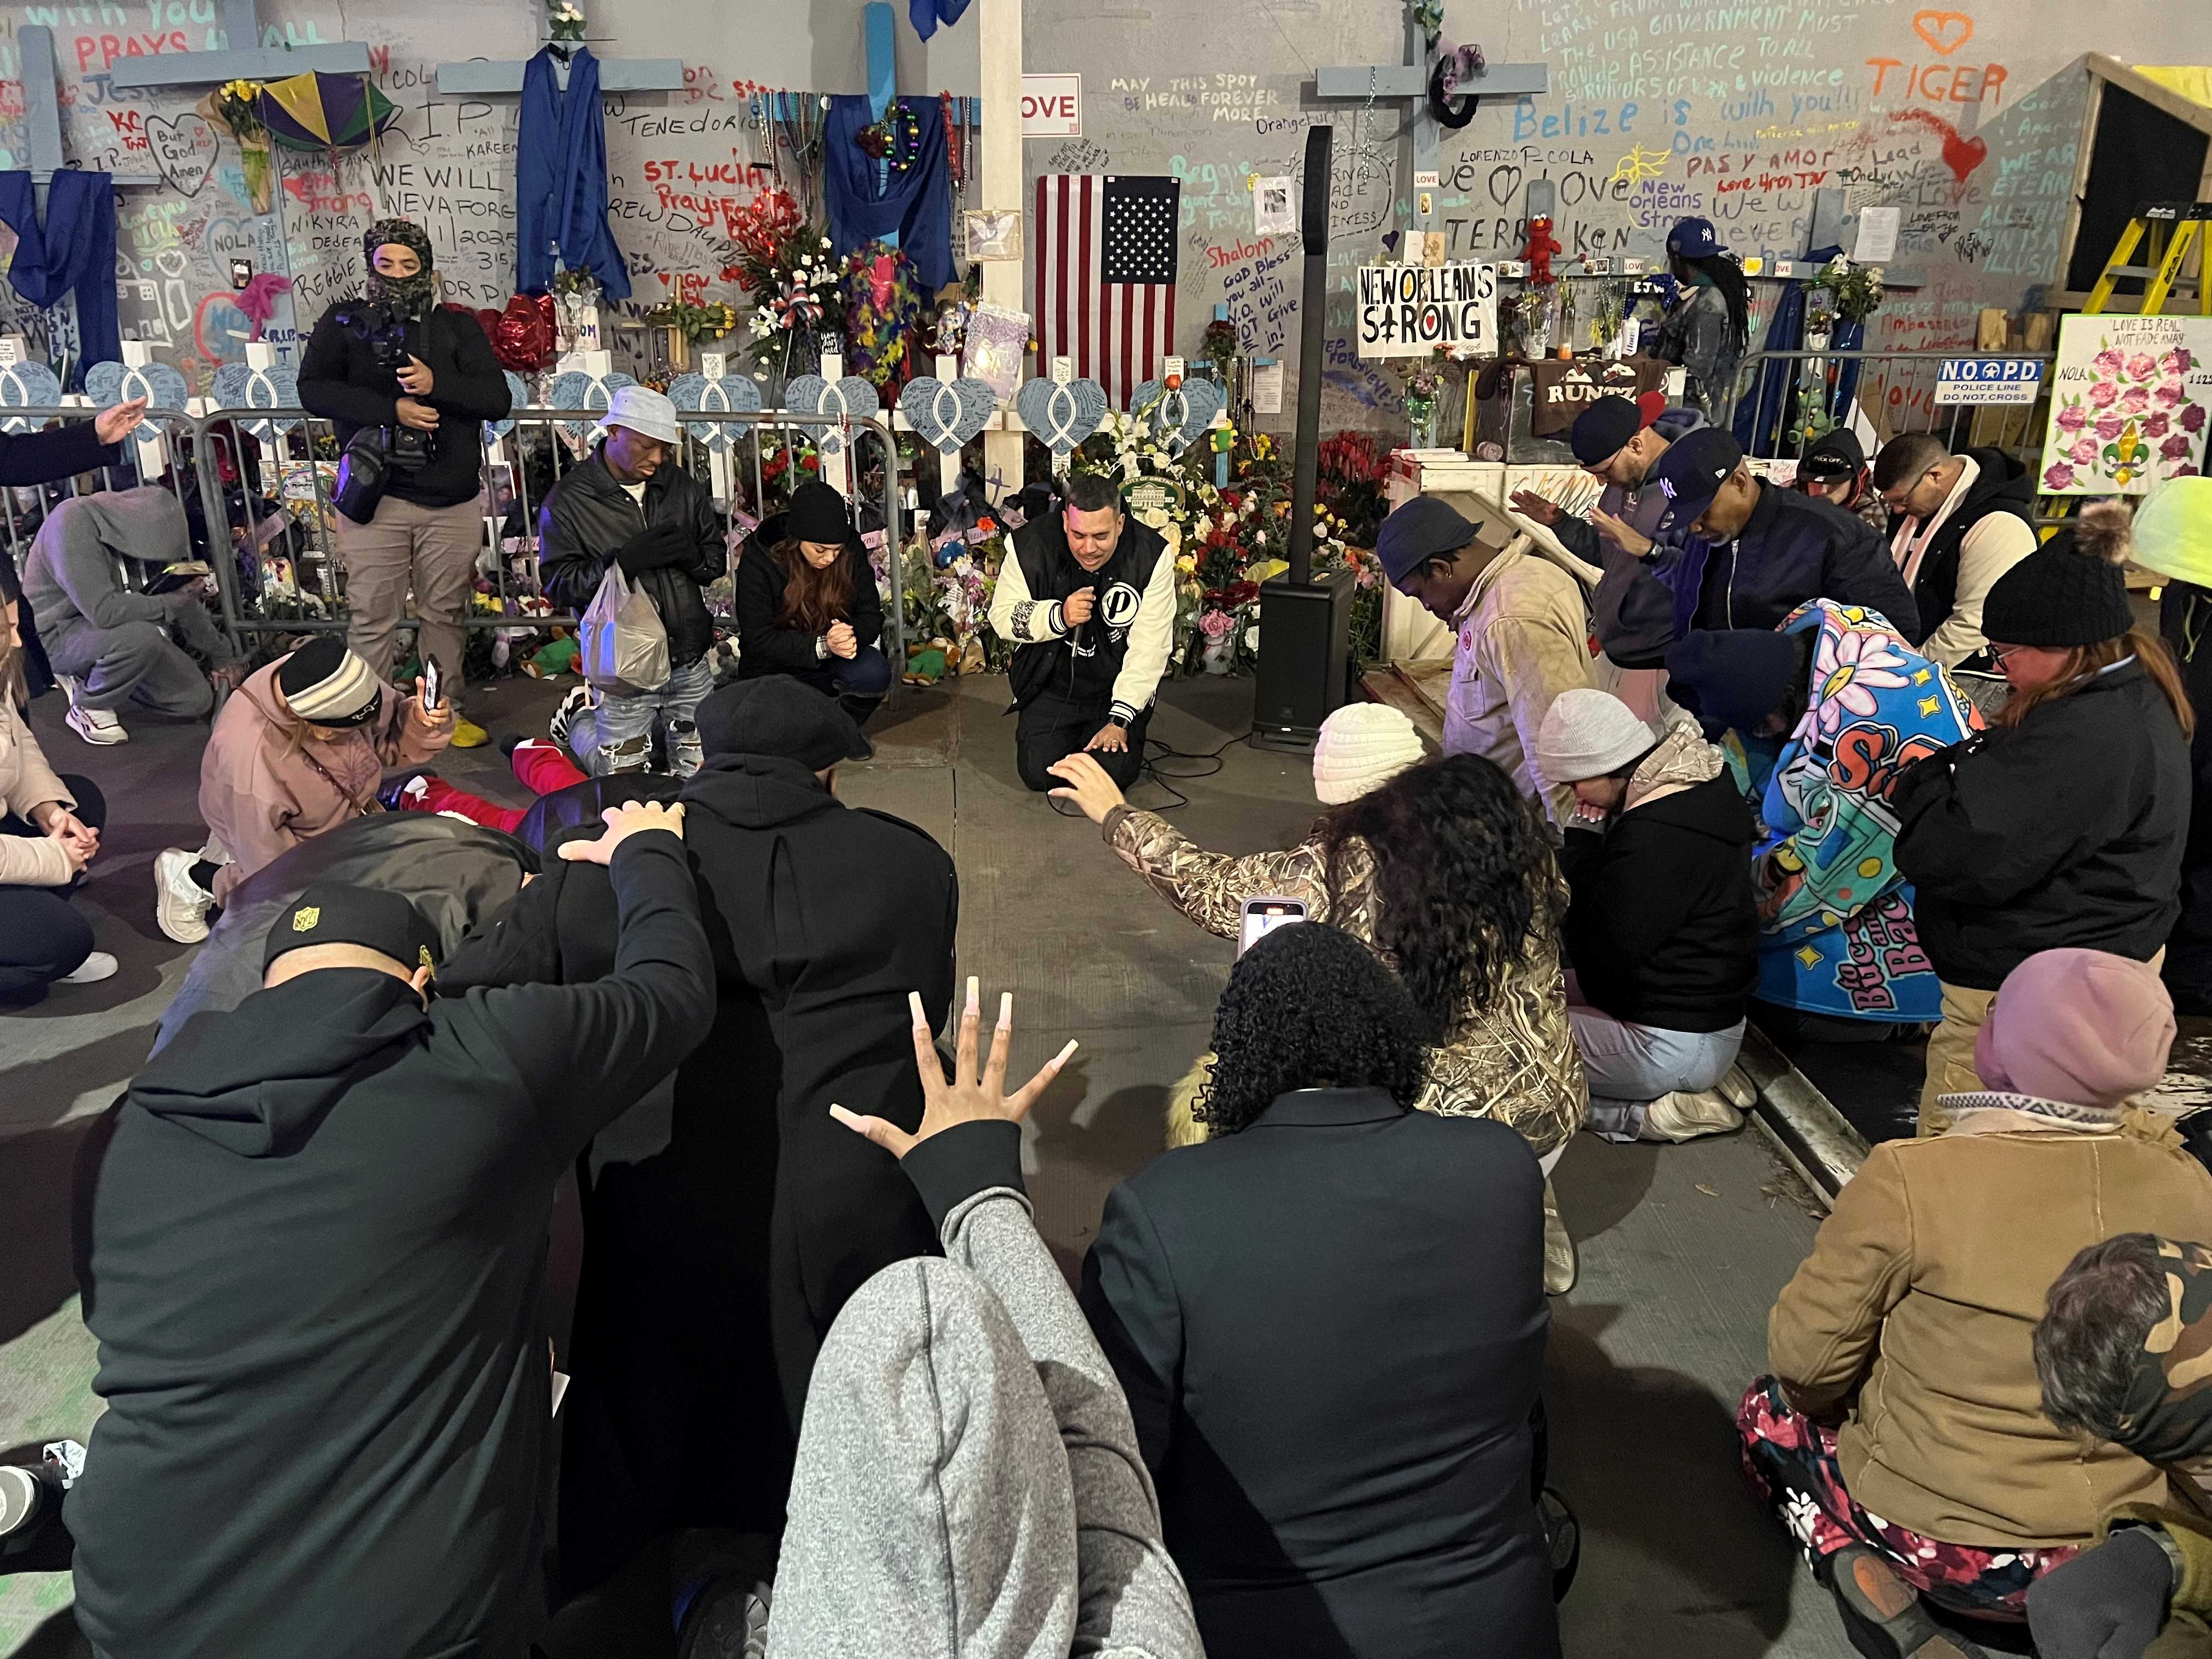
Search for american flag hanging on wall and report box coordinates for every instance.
[1033,173,1182,410]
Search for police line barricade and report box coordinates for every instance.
[1717,346,2062,527]
[124,404,908,704]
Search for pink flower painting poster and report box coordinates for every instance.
[2040,315,2212,495]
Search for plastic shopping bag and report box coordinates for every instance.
[578,561,670,695]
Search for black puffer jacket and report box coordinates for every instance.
[1893,658,2191,990]
[297,302,512,510]
[735,510,884,675]
[539,453,726,669]
[1559,770,1759,1031]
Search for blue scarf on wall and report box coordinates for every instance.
[823,95,953,293]
[0,170,119,389]
[516,47,633,301]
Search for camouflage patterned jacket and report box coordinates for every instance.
[1103,806,1588,1158]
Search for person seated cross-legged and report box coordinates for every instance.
[1742,948,2212,1659]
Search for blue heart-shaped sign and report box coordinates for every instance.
[484,370,530,442]
[211,360,303,443]
[84,358,189,440]
[1129,377,1225,456]
[0,360,65,435]
[548,369,638,439]
[1013,376,1110,460]
[667,371,764,449]
[785,373,879,460]
[897,376,996,454]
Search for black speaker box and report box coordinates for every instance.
[1252,567,1355,748]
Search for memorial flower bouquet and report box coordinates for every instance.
[1819,256,1885,323]
[730,206,848,381]
[204,78,273,212]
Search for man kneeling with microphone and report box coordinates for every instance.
[988,474,1178,794]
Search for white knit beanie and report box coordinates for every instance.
[1312,703,1425,804]
[1534,689,1655,784]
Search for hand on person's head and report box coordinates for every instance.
[1508,489,1563,527]
[1047,752,1127,822]
[1062,586,1097,627]
[93,397,148,446]
[831,979,1077,1158]
[557,800,688,865]
[394,397,439,432]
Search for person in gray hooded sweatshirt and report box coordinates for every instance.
[672,982,1202,1658]
[22,486,242,744]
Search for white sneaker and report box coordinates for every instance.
[154,847,214,945]
[1640,1088,1747,1143]
[64,699,127,746]
[1712,1064,1757,1110]
[57,951,118,985]
[549,683,597,749]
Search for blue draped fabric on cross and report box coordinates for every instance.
[516,46,633,301]
[822,95,954,293]
[0,171,120,389]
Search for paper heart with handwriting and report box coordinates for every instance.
[898,376,996,454]
[547,368,638,438]
[84,359,189,439]
[1129,376,1225,456]
[146,112,218,198]
[0,360,64,433]
[667,371,764,448]
[786,374,880,459]
[1910,9,1972,53]
[211,359,303,443]
[483,371,531,441]
[1014,376,1109,459]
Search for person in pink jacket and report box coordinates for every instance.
[157,637,451,943]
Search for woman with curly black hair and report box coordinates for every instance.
[1079,921,1559,1659]
[1048,742,1585,1158]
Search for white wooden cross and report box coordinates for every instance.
[1315,7,1548,261]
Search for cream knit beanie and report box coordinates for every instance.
[1534,688,1656,784]
[1312,704,1425,804]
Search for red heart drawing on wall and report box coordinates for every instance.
[1940,129,1988,182]
[1911,10,1973,54]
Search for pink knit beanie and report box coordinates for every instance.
[1974,949,2175,1111]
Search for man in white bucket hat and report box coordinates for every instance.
[538,384,728,777]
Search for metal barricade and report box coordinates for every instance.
[1718,347,2062,524]
[0,402,908,701]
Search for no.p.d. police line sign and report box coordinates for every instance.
[1933,357,2045,406]
[1357,263,1498,358]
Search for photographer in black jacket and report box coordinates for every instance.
[539,386,726,777]
[298,219,510,749]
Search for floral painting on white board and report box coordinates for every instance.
[2039,314,2212,494]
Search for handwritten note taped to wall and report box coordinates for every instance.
[1356,263,1498,359]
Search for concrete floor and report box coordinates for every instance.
[0,668,1860,1657]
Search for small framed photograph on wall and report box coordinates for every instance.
[963,208,1024,263]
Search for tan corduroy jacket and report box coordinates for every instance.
[1770,1108,2212,1548]
[0,693,78,885]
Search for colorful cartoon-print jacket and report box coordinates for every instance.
[1753,599,1983,944]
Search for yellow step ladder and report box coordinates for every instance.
[2084,201,2211,316]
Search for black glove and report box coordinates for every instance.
[2026,1526,2174,1659]
[614,520,696,578]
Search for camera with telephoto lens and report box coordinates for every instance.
[337,301,430,471]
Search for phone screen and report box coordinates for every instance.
[422,656,443,711]
[1238,898,1307,956]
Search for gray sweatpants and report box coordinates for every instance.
[45,603,223,716]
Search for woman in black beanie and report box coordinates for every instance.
[734,479,891,747]
[1893,504,2193,1132]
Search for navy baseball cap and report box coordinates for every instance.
[1570,391,1669,467]
[1666,216,1722,259]
[1377,495,1479,586]
[1647,427,1745,532]
[264,883,440,976]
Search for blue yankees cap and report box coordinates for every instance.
[1666,216,1723,259]
[1647,426,1745,533]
